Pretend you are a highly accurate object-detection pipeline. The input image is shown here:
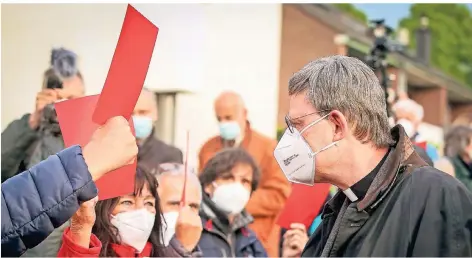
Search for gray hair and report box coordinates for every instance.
[392,98,424,122]
[288,55,393,148]
[155,165,203,200]
[444,126,472,157]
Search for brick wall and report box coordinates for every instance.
[277,5,339,127]
[409,87,449,127]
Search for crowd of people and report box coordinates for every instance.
[1,50,472,257]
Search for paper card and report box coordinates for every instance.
[92,4,159,125]
[415,141,427,150]
[181,131,190,205]
[277,183,331,229]
[55,4,159,200]
[55,95,137,200]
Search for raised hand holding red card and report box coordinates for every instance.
[55,5,159,200]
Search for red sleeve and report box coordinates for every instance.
[57,227,102,257]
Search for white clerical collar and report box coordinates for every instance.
[343,188,359,202]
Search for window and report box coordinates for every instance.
[153,92,177,145]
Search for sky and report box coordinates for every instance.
[354,4,472,28]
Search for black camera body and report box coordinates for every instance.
[46,73,63,89]
[365,19,395,117]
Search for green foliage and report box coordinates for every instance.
[276,127,285,141]
[399,4,472,88]
[333,4,368,24]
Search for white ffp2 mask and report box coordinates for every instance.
[161,211,179,246]
[212,182,250,214]
[274,114,338,186]
[111,209,155,253]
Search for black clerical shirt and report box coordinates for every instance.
[348,148,390,201]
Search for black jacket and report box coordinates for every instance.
[198,194,267,257]
[1,145,98,257]
[1,114,40,182]
[137,129,183,173]
[302,125,472,257]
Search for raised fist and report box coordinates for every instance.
[175,206,202,252]
[282,223,309,258]
[83,116,138,181]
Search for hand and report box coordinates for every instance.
[83,116,138,181]
[282,223,309,258]
[29,89,60,129]
[175,206,202,252]
[70,196,98,248]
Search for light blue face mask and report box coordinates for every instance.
[132,116,153,140]
[219,121,241,140]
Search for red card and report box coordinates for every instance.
[181,131,190,205]
[55,4,158,200]
[55,95,137,200]
[277,183,331,229]
[415,141,427,150]
[92,5,159,124]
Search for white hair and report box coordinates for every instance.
[156,168,203,200]
[392,98,424,122]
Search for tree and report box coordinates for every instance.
[334,4,368,24]
[399,4,472,88]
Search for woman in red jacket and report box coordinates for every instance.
[57,167,201,257]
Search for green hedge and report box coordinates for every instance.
[276,127,286,141]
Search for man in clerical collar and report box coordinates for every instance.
[274,55,472,257]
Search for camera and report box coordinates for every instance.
[40,48,78,136]
[46,73,63,89]
[365,19,400,117]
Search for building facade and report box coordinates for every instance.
[277,4,472,150]
[2,4,471,166]
[1,4,283,168]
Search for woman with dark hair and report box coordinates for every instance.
[57,167,200,257]
[197,148,267,257]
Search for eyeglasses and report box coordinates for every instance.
[152,163,195,176]
[149,163,184,176]
[285,110,331,133]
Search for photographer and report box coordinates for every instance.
[1,48,84,182]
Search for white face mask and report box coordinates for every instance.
[161,211,179,246]
[397,118,415,138]
[274,114,339,186]
[212,182,250,214]
[111,209,155,253]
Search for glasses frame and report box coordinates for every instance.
[285,110,331,133]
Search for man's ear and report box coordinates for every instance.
[328,110,349,142]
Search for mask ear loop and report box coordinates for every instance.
[299,114,330,135]
[309,141,339,158]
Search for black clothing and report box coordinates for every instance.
[349,148,389,200]
[137,129,183,173]
[302,125,472,257]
